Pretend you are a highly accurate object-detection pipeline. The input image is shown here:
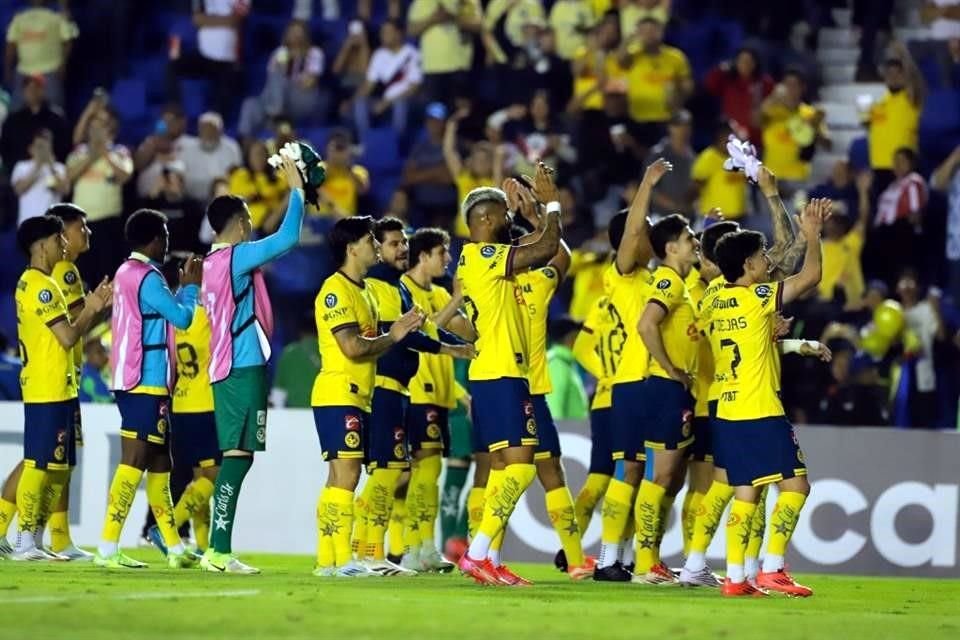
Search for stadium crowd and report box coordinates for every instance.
[1,0,960,431]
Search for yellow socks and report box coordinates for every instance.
[36,469,68,536]
[364,469,401,560]
[574,473,610,537]
[466,487,485,539]
[173,476,214,529]
[317,486,356,567]
[745,486,768,577]
[0,498,16,537]
[315,492,334,568]
[388,494,406,557]
[546,487,584,567]
[414,456,442,550]
[681,491,703,556]
[101,464,143,544]
[16,466,47,548]
[598,479,635,568]
[468,463,536,560]
[633,480,666,574]
[193,500,210,552]
[352,479,373,558]
[146,472,181,550]
[690,481,734,554]
[763,491,807,573]
[725,499,757,583]
[49,511,70,552]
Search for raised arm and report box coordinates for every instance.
[442,113,465,177]
[616,159,670,275]
[854,170,873,235]
[510,164,562,273]
[781,198,829,305]
[932,146,960,192]
[891,40,926,106]
[758,167,803,279]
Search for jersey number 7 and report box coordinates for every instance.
[720,338,741,380]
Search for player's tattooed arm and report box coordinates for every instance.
[758,166,803,278]
[510,163,562,273]
[332,309,424,359]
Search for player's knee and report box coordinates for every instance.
[536,457,565,491]
[328,461,362,490]
[120,440,151,470]
[782,475,811,496]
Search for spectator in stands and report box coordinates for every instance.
[0,330,22,401]
[548,0,596,62]
[813,339,889,427]
[853,0,894,82]
[645,109,694,217]
[913,1,960,87]
[166,0,249,119]
[357,0,402,22]
[760,69,830,194]
[79,336,112,404]
[238,20,328,141]
[545,316,589,419]
[179,111,242,202]
[228,141,288,231]
[66,105,132,283]
[4,0,77,108]
[898,268,947,428]
[332,19,372,120]
[11,129,67,224]
[619,0,670,39]
[819,171,871,308]
[315,128,369,217]
[71,89,113,148]
[692,122,747,221]
[352,19,422,143]
[491,89,575,179]
[809,159,859,220]
[704,48,773,145]
[568,12,624,116]
[137,152,198,253]
[933,144,960,303]
[498,21,572,110]
[0,75,69,166]
[869,148,928,285]
[618,16,693,148]
[863,42,924,188]
[384,187,411,224]
[134,103,188,199]
[445,107,502,237]
[270,314,321,409]
[485,0,546,50]
[402,102,455,228]
[407,0,482,101]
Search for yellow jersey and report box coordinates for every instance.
[16,268,75,402]
[580,267,619,409]
[610,264,652,385]
[453,171,497,238]
[172,304,214,413]
[762,102,819,182]
[867,90,920,170]
[820,229,865,303]
[710,282,785,420]
[624,45,691,123]
[456,242,529,382]
[408,0,477,74]
[402,275,457,409]
[312,271,380,411]
[567,250,608,321]
[573,48,627,111]
[314,164,369,217]
[51,260,84,393]
[517,265,561,396]
[645,265,699,380]
[692,147,747,218]
[697,275,727,403]
[687,270,713,417]
[549,0,596,60]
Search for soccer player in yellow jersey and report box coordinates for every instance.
[144,301,220,555]
[710,198,831,597]
[0,204,94,560]
[594,159,670,582]
[633,213,700,584]
[401,228,477,572]
[312,216,423,577]
[8,216,110,561]
[454,163,562,586]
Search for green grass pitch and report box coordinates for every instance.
[3,550,958,640]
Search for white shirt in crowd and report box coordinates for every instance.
[269,46,324,81]
[11,159,65,224]
[904,301,940,393]
[945,168,960,261]
[178,134,242,201]
[198,0,250,63]
[366,44,423,102]
[135,135,189,198]
[930,0,960,40]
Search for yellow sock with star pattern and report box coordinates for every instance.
[726,499,757,584]
[174,476,214,529]
[546,487,584,567]
[597,479,635,569]
[574,473,610,537]
[364,469,401,561]
[762,490,807,573]
[633,480,666,574]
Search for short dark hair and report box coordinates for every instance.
[894,146,918,170]
[206,195,247,234]
[31,128,52,143]
[161,102,185,119]
[409,228,450,268]
[17,215,63,257]
[329,216,374,266]
[46,203,87,225]
[782,67,807,84]
[373,216,405,243]
[608,210,628,251]
[700,221,740,264]
[649,213,690,260]
[124,209,169,248]
[382,17,403,32]
[715,230,765,282]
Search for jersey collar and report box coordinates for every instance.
[129,251,159,267]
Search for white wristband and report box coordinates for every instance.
[545,201,561,214]
[779,339,812,354]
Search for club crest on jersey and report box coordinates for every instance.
[54,445,65,461]
[345,431,360,448]
[480,245,496,258]
[426,423,441,439]
[38,289,53,303]
[797,449,805,463]
[755,285,772,299]
[345,415,361,431]
[526,418,537,436]
[157,418,167,435]
[325,293,338,308]
[656,279,671,290]
[64,270,77,285]
[394,444,406,459]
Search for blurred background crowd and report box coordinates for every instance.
[1,0,960,430]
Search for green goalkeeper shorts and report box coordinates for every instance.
[446,412,473,461]
[212,366,268,452]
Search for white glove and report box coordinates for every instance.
[722,134,763,184]
[267,142,305,172]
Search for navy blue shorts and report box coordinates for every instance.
[642,376,694,451]
[71,398,84,447]
[171,412,222,469]
[687,417,713,463]
[313,406,367,462]
[115,391,170,446]
[532,394,561,460]
[712,415,807,487]
[367,387,410,470]
[610,380,647,462]
[406,404,449,456]
[707,400,723,468]
[589,407,614,475]
[470,377,537,452]
[23,401,80,470]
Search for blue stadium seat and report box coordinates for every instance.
[181,79,209,119]
[848,136,869,172]
[111,79,147,121]
[369,170,400,214]
[168,15,198,52]
[130,56,169,103]
[359,127,400,172]
[920,90,960,134]
[300,127,332,150]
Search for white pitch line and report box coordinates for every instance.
[7,589,260,605]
